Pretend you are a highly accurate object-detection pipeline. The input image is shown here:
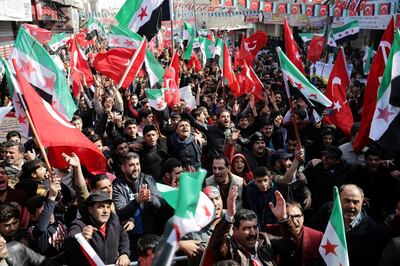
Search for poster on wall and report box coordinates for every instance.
[0,0,32,21]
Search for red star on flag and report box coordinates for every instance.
[110,38,120,46]
[138,6,148,21]
[157,100,164,109]
[18,114,27,124]
[202,204,211,218]
[295,82,303,90]
[321,239,338,256]
[377,106,395,123]
[43,75,55,90]
[20,59,37,78]
[124,39,135,47]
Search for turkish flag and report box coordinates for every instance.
[264,2,272,12]
[223,43,241,97]
[23,24,52,44]
[291,4,300,15]
[74,32,95,48]
[349,9,357,16]
[284,17,305,74]
[234,48,240,70]
[93,39,147,89]
[250,0,258,10]
[240,31,268,57]
[348,0,356,11]
[305,5,314,16]
[319,5,328,16]
[70,39,94,97]
[307,35,325,63]
[334,6,342,17]
[278,3,286,14]
[247,62,264,102]
[353,17,394,152]
[323,48,353,136]
[364,4,374,16]
[12,59,106,175]
[170,51,180,86]
[163,67,180,108]
[238,0,245,6]
[379,3,390,15]
[188,53,202,72]
[225,0,232,6]
[358,0,366,11]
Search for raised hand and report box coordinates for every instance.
[82,225,97,240]
[227,185,238,217]
[62,152,81,168]
[269,191,287,221]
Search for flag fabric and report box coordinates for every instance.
[0,56,29,136]
[153,170,214,266]
[234,48,240,69]
[48,33,68,52]
[0,106,13,121]
[12,58,106,175]
[240,31,268,57]
[183,22,195,60]
[319,187,349,266]
[75,233,106,266]
[115,0,171,40]
[163,67,180,108]
[23,24,52,44]
[299,33,316,43]
[200,36,215,67]
[277,47,332,108]
[248,63,264,102]
[369,30,400,153]
[9,26,76,120]
[213,38,224,68]
[327,30,337,48]
[332,20,360,42]
[93,39,147,89]
[307,35,325,63]
[170,51,180,86]
[70,39,95,97]
[353,17,394,152]
[238,33,256,66]
[145,89,167,110]
[223,43,241,97]
[188,53,202,72]
[284,17,305,75]
[108,25,165,87]
[323,47,353,136]
[363,45,375,75]
[239,61,255,96]
[179,85,196,110]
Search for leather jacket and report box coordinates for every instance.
[2,241,45,266]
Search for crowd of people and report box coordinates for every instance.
[0,27,399,266]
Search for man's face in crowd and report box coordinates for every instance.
[0,168,8,192]
[144,130,158,147]
[116,142,129,158]
[233,219,259,251]
[254,175,271,192]
[138,249,156,266]
[238,117,249,129]
[94,140,104,151]
[274,93,282,105]
[365,154,380,172]
[340,185,363,225]
[33,165,47,180]
[176,121,191,139]
[322,134,333,147]
[88,202,111,225]
[252,140,266,156]
[72,119,83,131]
[216,99,225,110]
[287,205,304,235]
[321,154,338,170]
[122,157,141,182]
[4,145,23,166]
[0,235,8,259]
[171,116,181,128]
[218,111,231,128]
[0,218,20,239]
[212,159,230,185]
[261,124,273,138]
[209,194,223,220]
[95,178,113,198]
[125,124,138,138]
[8,136,20,143]
[164,166,183,188]
[287,139,297,154]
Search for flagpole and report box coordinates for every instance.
[117,38,146,89]
[276,47,302,150]
[11,59,53,175]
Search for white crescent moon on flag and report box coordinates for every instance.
[244,41,257,51]
[42,99,76,129]
[332,77,341,86]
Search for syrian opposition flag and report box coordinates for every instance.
[323,48,353,136]
[23,24,52,44]
[284,17,305,75]
[0,57,29,136]
[363,44,375,75]
[145,89,167,110]
[369,30,400,153]
[153,170,214,266]
[93,39,146,89]
[183,22,195,60]
[9,26,76,120]
[87,18,106,37]
[48,33,69,52]
[277,47,332,108]
[327,30,337,48]
[11,58,106,175]
[200,36,215,67]
[332,20,360,43]
[116,0,172,40]
[307,35,325,63]
[213,38,224,68]
[108,25,165,87]
[319,187,349,266]
[353,17,394,153]
[299,33,316,43]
